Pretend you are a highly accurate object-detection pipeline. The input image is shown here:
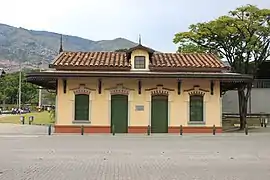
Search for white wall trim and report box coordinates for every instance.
[149,101,151,126]
[186,101,189,123]
[107,90,130,126]
[203,101,206,123]
[220,97,222,126]
[72,93,92,122]
[148,93,171,127]
[186,95,206,124]
[71,99,74,121]
[55,94,58,124]
[128,101,131,126]
[107,91,111,125]
[168,101,171,126]
[89,98,92,123]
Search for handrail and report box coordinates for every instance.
[253,79,270,88]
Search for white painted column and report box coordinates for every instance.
[186,100,189,125]
[89,94,92,123]
[107,91,111,125]
[146,92,151,126]
[220,97,222,126]
[71,99,75,121]
[55,94,58,124]
[128,92,132,126]
[168,94,172,126]
[148,101,151,126]
[203,101,206,124]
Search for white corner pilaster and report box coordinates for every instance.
[168,101,171,126]
[55,94,58,124]
[107,91,111,125]
[203,101,206,124]
[128,92,132,126]
[89,95,92,123]
[220,97,222,126]
[71,99,75,121]
[146,92,151,126]
[186,100,189,124]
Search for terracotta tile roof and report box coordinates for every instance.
[50,51,227,71]
[151,53,225,69]
[51,51,130,69]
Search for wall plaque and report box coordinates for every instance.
[135,105,144,111]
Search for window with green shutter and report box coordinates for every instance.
[74,94,89,121]
[189,95,203,122]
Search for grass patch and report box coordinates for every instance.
[222,117,261,130]
[0,111,53,125]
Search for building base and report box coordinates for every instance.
[54,125,222,133]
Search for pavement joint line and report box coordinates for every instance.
[0,135,39,138]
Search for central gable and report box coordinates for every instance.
[130,49,150,70]
[126,44,155,71]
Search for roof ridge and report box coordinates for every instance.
[62,51,217,55]
[62,51,125,53]
[153,52,215,55]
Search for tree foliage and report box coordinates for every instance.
[174,5,270,129]
[0,71,38,107]
[177,42,208,53]
[174,5,270,73]
[115,48,129,52]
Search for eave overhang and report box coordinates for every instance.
[26,70,253,90]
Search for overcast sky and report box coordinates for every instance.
[0,0,269,52]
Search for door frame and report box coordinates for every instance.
[148,92,171,127]
[150,94,169,133]
[110,94,129,133]
[108,92,131,127]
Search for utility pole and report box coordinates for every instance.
[18,63,22,110]
[38,60,43,109]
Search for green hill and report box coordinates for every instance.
[0,23,137,71]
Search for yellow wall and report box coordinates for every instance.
[56,77,222,127]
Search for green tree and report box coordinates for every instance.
[177,42,208,53]
[174,5,270,129]
[0,71,39,108]
[115,48,129,52]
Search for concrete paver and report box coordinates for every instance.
[0,134,270,180]
[0,123,50,135]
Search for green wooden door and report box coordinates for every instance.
[151,95,168,133]
[111,95,128,133]
[75,94,89,121]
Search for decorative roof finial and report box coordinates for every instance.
[139,34,141,45]
[59,34,63,54]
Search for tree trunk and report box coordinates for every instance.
[3,99,5,110]
[238,83,252,130]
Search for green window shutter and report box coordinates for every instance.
[75,94,89,121]
[189,95,203,122]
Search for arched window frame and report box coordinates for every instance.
[71,84,94,123]
[184,85,208,124]
[74,94,90,121]
[189,94,204,123]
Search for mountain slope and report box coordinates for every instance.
[0,23,137,71]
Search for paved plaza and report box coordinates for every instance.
[0,123,49,135]
[0,132,270,180]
